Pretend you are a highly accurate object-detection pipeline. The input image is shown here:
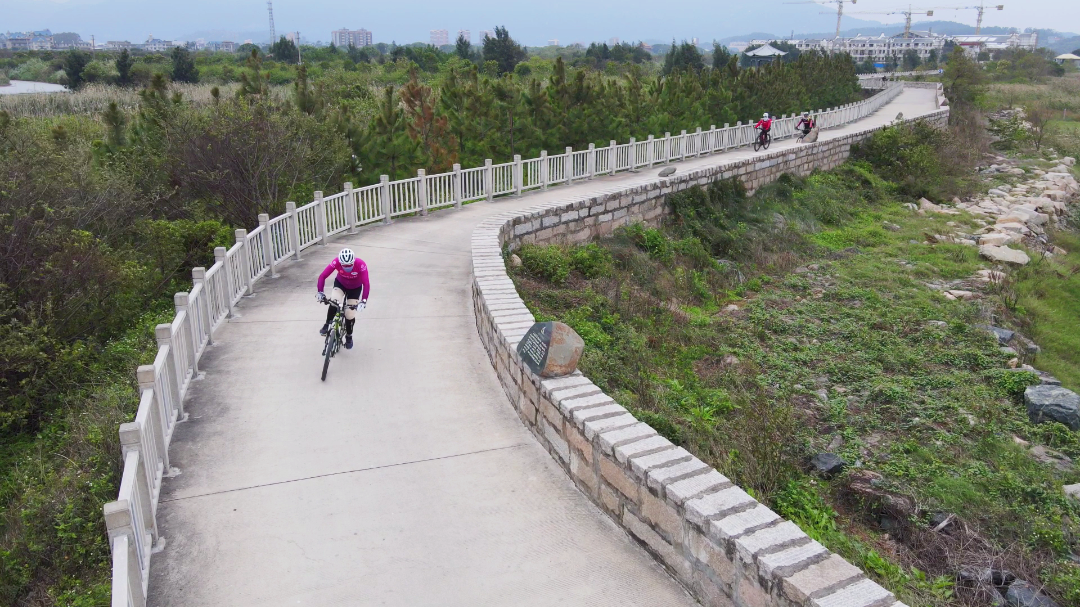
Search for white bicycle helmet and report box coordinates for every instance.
[802,111,809,117]
[338,248,355,266]
[763,112,770,119]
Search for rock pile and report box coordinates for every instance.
[919,156,1078,265]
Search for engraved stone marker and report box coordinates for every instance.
[516,321,585,377]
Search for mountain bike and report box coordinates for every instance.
[320,299,358,381]
[753,128,771,152]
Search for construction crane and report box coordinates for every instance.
[937,2,1003,34]
[848,6,937,38]
[784,0,857,39]
[267,1,276,44]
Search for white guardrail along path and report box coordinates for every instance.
[103,82,930,606]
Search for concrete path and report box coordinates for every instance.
[149,88,940,607]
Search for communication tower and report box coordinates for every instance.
[267,1,276,44]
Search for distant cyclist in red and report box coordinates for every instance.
[754,112,772,145]
[316,248,369,350]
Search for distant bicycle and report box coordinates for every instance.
[753,128,772,152]
[319,298,359,381]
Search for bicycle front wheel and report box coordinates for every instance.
[321,332,336,381]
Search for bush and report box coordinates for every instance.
[516,244,570,285]
[569,243,613,278]
[852,120,978,201]
[621,223,674,262]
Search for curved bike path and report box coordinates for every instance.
[148,88,940,606]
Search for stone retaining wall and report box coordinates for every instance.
[471,110,948,607]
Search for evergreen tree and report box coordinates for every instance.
[103,101,127,149]
[401,68,456,171]
[238,49,269,98]
[902,49,921,71]
[712,43,732,70]
[270,36,300,64]
[455,35,473,61]
[294,65,317,114]
[663,41,704,75]
[365,86,418,178]
[482,26,527,75]
[115,49,133,86]
[63,50,90,89]
[170,47,198,83]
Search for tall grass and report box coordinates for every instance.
[0,82,292,117]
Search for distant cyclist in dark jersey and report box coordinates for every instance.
[316,248,370,350]
[796,111,815,137]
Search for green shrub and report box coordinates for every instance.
[621,223,674,262]
[569,243,613,278]
[985,369,1040,398]
[516,244,570,285]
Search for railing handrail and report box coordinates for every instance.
[102,81,921,607]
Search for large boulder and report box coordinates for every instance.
[980,245,1030,266]
[516,321,584,378]
[1004,580,1060,607]
[1024,385,1080,431]
[978,325,1015,345]
[810,453,846,476]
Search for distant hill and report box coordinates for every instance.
[1046,36,1080,54]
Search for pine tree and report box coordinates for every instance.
[401,67,456,171]
[115,49,133,86]
[170,47,198,83]
[365,86,418,178]
[482,26,527,75]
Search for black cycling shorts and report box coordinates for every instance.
[333,278,364,301]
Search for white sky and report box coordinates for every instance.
[2,0,1078,46]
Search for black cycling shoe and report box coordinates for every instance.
[319,324,329,336]
[345,335,354,349]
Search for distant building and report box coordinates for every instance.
[480,30,495,41]
[610,37,620,46]
[457,29,471,43]
[743,42,787,66]
[144,35,176,52]
[547,39,559,47]
[430,29,449,46]
[106,40,131,50]
[332,27,373,48]
[1056,53,1080,67]
[953,32,1038,54]
[220,41,236,52]
[285,32,300,44]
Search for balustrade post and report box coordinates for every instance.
[379,175,391,224]
[693,128,701,156]
[646,136,654,167]
[192,267,213,345]
[235,229,253,295]
[680,130,687,161]
[564,147,573,184]
[174,292,199,375]
[484,159,493,202]
[452,164,463,209]
[585,143,594,179]
[344,182,357,233]
[723,124,729,150]
[103,501,147,607]
[629,138,637,171]
[708,125,716,153]
[314,191,327,245]
[513,155,522,197]
[662,132,671,163]
[214,247,234,319]
[286,202,301,261]
[609,140,617,175]
[155,324,185,418]
[258,213,277,277]
[417,170,428,215]
[539,151,548,190]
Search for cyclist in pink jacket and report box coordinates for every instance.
[317,248,370,349]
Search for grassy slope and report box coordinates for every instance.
[513,168,1080,605]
